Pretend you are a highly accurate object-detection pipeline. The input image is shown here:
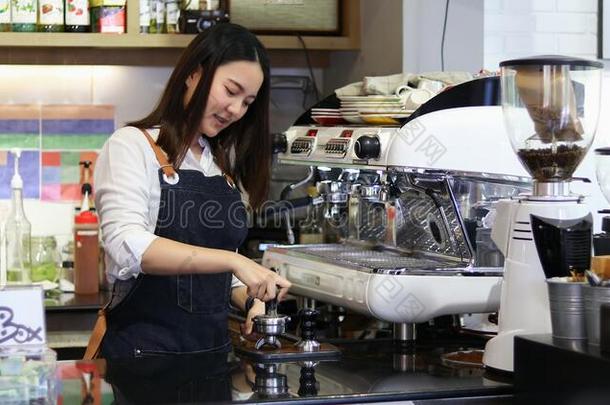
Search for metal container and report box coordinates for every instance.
[547,279,587,340]
[584,285,610,345]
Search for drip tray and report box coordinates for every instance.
[287,244,459,274]
[279,244,503,276]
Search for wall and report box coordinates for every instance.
[484,0,598,70]
[0,65,171,128]
[402,0,485,74]
[322,0,403,95]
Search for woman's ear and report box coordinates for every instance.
[186,67,203,89]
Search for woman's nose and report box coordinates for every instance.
[227,99,244,116]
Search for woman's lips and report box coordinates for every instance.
[214,114,228,126]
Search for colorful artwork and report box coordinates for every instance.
[41,105,114,150]
[0,104,39,149]
[0,104,114,201]
[41,151,99,201]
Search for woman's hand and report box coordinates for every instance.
[240,299,265,336]
[231,254,292,302]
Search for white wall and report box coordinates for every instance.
[323,0,403,94]
[0,65,172,128]
[403,0,485,73]
[484,0,598,70]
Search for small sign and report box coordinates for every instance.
[0,286,46,347]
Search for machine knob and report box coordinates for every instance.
[272,133,288,154]
[354,136,380,159]
[299,308,318,341]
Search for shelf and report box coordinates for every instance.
[0,0,360,65]
[0,31,358,50]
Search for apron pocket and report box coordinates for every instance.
[176,273,231,314]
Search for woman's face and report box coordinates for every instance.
[185,60,264,137]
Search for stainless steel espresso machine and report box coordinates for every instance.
[262,76,604,342]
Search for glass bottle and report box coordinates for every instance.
[0,0,11,31]
[11,0,37,32]
[64,0,89,32]
[165,0,178,33]
[139,0,150,32]
[148,0,157,33]
[31,236,61,283]
[37,0,63,31]
[61,240,75,283]
[155,0,165,33]
[5,186,32,284]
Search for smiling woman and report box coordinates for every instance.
[90,23,291,360]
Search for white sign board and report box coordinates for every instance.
[0,286,46,347]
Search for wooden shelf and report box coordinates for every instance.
[0,31,358,49]
[0,0,360,65]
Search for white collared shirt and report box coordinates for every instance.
[94,126,244,288]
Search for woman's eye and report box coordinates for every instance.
[226,87,239,96]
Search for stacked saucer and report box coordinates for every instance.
[311,108,346,126]
[337,95,413,125]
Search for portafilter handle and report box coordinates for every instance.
[266,297,278,317]
[266,268,280,317]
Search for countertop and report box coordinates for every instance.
[45,291,110,312]
[57,337,513,404]
[514,334,610,405]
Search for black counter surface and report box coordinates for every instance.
[514,334,610,405]
[59,336,513,404]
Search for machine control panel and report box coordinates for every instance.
[280,126,396,168]
[290,136,316,156]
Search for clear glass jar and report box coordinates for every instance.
[31,236,61,283]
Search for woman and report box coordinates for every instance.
[94,23,291,358]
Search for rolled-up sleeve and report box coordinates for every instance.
[95,128,159,282]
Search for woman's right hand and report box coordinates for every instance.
[231,254,292,302]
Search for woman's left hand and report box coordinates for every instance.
[241,299,265,336]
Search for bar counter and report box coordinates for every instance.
[56,336,513,404]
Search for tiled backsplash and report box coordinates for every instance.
[0,104,114,201]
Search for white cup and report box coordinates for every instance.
[417,78,445,93]
[404,88,434,110]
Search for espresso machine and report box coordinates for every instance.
[263,77,531,340]
[483,56,604,372]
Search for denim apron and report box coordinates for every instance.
[101,133,248,358]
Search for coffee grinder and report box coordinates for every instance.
[483,56,603,372]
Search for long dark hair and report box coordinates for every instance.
[129,23,271,209]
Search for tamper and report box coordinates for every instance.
[295,308,320,352]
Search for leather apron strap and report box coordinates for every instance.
[84,309,107,360]
[140,129,178,179]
